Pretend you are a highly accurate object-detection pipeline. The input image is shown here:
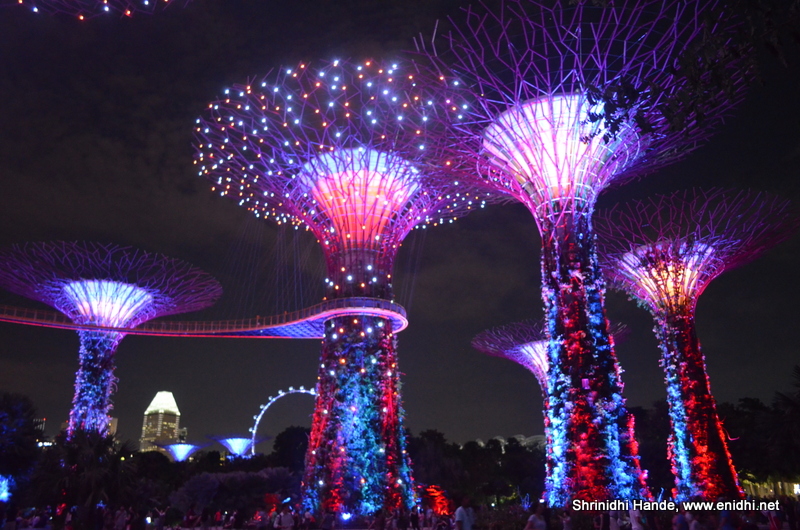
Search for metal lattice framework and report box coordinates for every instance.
[15,0,188,19]
[249,386,316,455]
[418,0,750,505]
[596,189,798,315]
[0,241,221,437]
[195,59,494,300]
[195,58,497,516]
[425,0,749,217]
[595,189,798,502]
[473,320,629,396]
[473,320,550,392]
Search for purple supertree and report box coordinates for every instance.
[0,241,221,438]
[595,189,798,502]
[194,59,493,516]
[472,320,629,485]
[15,0,187,20]
[472,320,628,397]
[473,320,550,395]
[420,0,748,504]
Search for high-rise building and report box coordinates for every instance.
[139,391,181,452]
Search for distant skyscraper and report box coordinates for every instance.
[140,391,181,452]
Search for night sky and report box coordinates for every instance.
[0,0,798,455]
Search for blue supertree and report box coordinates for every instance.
[0,241,221,438]
[595,189,797,501]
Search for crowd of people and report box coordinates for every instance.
[3,496,799,530]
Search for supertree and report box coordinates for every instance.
[0,241,222,438]
[473,320,550,395]
[419,0,749,504]
[594,189,798,501]
[472,320,628,398]
[160,443,206,462]
[211,436,260,458]
[472,320,625,489]
[15,0,187,19]
[194,59,493,516]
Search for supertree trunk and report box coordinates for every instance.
[653,307,742,501]
[303,314,414,516]
[540,211,646,504]
[67,330,123,438]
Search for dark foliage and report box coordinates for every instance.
[406,430,545,507]
[0,392,40,480]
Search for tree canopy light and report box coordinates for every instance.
[194,58,496,515]
[420,0,748,504]
[0,241,221,438]
[596,188,798,501]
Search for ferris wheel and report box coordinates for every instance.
[249,386,316,455]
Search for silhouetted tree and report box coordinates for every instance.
[0,392,40,484]
[406,430,464,491]
[772,365,800,478]
[267,426,310,473]
[498,438,545,501]
[26,431,136,530]
[629,403,673,496]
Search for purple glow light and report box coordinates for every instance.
[0,242,222,438]
[482,95,643,211]
[514,341,549,390]
[618,243,718,313]
[195,58,498,515]
[63,280,153,328]
[302,149,421,250]
[420,0,750,502]
[596,189,799,501]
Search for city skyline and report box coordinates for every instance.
[0,0,798,455]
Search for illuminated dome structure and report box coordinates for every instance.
[194,59,493,515]
[211,436,259,458]
[160,443,206,462]
[421,0,748,504]
[0,241,222,437]
[15,0,186,19]
[595,189,798,501]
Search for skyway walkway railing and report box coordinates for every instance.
[0,297,408,339]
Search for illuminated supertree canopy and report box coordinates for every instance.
[0,241,222,437]
[595,189,798,502]
[194,58,495,516]
[212,436,258,458]
[472,320,628,397]
[160,443,206,462]
[419,0,749,505]
[472,320,550,393]
[15,0,187,20]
